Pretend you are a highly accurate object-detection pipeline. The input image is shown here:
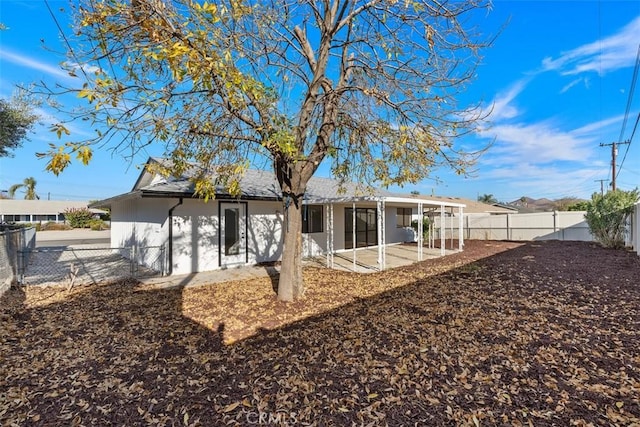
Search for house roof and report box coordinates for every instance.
[92,158,466,209]
[407,195,516,214]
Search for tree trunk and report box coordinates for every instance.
[274,160,310,302]
[278,199,304,301]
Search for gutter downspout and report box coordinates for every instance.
[167,198,183,275]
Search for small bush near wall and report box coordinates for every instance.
[89,219,109,231]
[411,217,431,242]
[41,222,72,231]
[64,208,94,228]
[25,223,41,232]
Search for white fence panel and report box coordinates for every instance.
[465,214,508,240]
[434,211,593,242]
[634,202,639,254]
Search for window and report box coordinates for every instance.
[302,205,323,233]
[34,215,57,222]
[345,208,378,249]
[396,208,412,227]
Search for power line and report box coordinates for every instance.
[44,0,90,81]
[616,44,640,179]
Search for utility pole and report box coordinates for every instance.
[594,179,607,196]
[600,140,630,191]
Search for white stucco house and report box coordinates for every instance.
[92,158,465,275]
[0,200,106,224]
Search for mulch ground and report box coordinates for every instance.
[1,240,639,426]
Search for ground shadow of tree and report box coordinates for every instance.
[1,240,639,425]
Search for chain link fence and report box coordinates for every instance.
[17,245,166,287]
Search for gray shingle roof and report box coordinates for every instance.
[92,157,464,209]
[138,160,396,201]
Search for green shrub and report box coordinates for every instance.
[411,217,431,242]
[585,189,639,249]
[89,219,109,231]
[567,200,590,211]
[42,222,72,231]
[63,207,94,228]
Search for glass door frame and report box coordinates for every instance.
[218,201,248,267]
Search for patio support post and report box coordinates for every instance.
[458,206,464,250]
[352,202,356,271]
[417,202,423,261]
[430,218,434,249]
[382,200,386,269]
[325,203,329,267]
[326,203,334,269]
[376,199,386,271]
[440,205,445,256]
[450,207,454,249]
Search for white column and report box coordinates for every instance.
[458,206,464,251]
[329,204,334,268]
[450,207,454,249]
[380,200,386,270]
[417,202,423,261]
[352,202,356,271]
[440,205,445,256]
[377,200,383,270]
[326,204,334,268]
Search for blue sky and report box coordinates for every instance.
[1,1,639,203]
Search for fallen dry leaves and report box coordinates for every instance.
[1,240,639,426]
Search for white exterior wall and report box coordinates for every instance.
[111,196,440,274]
[170,199,285,275]
[387,206,416,243]
[171,199,219,275]
[303,231,326,257]
[247,201,283,263]
[111,198,173,248]
[110,197,174,271]
[303,204,416,256]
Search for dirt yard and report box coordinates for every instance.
[1,240,639,426]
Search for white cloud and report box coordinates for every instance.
[541,15,640,76]
[571,115,624,136]
[62,61,102,77]
[559,77,583,94]
[487,78,530,121]
[479,121,597,164]
[0,48,71,81]
[479,163,606,200]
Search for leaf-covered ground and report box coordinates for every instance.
[1,240,639,426]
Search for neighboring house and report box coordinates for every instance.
[92,158,466,275]
[489,202,519,214]
[0,200,105,224]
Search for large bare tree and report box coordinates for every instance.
[37,0,493,301]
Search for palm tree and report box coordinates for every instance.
[8,177,39,200]
[477,193,498,204]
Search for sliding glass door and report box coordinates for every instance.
[345,208,378,249]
